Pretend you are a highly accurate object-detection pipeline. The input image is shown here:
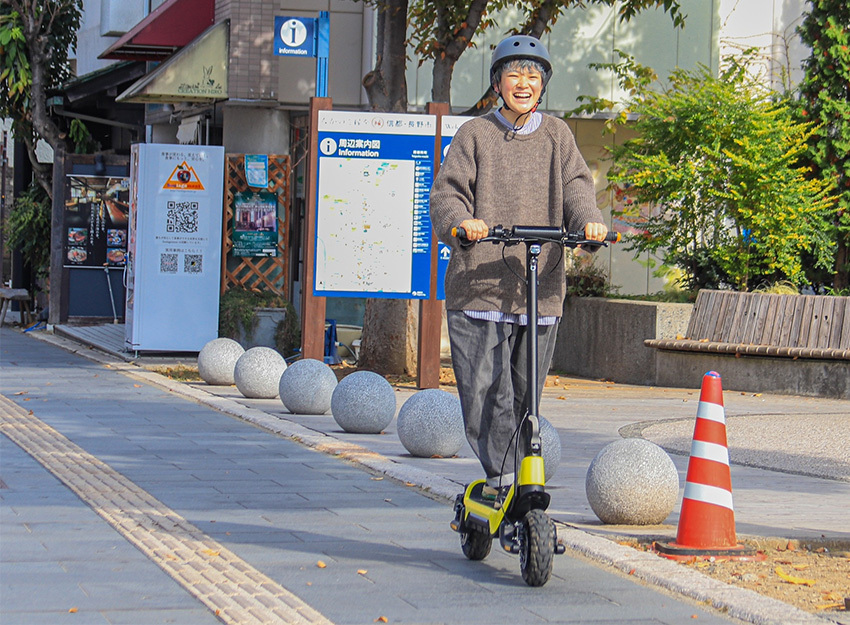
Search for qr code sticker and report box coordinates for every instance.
[166,201,199,233]
[160,253,178,274]
[184,254,203,274]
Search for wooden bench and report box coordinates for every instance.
[645,290,850,361]
[0,288,33,327]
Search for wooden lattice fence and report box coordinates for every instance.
[222,154,291,298]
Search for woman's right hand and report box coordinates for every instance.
[458,219,489,241]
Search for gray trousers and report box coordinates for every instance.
[447,310,560,480]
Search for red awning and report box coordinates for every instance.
[99,0,214,61]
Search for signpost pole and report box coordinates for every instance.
[417,102,449,389]
[315,11,330,98]
[301,96,332,360]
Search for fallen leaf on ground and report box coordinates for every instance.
[13,391,28,395]
[375,617,388,623]
[134,384,142,388]
[357,569,368,575]
[69,607,78,613]
[775,566,816,586]
[316,561,327,568]
[201,549,220,557]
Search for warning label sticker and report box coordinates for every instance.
[163,162,205,191]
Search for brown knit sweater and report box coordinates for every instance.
[429,112,603,317]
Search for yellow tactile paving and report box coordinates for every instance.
[0,394,334,625]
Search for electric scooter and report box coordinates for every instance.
[449,224,619,587]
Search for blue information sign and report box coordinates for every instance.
[274,16,316,57]
[314,111,437,299]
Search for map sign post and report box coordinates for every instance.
[313,110,436,299]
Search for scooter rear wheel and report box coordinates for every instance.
[461,527,492,561]
[518,509,555,586]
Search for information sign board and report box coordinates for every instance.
[314,111,436,298]
[274,16,316,57]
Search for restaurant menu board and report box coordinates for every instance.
[64,175,130,268]
[314,111,436,299]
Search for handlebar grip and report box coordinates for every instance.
[605,231,621,243]
[451,226,466,239]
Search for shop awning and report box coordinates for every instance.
[98,0,214,61]
[60,61,148,104]
[115,20,228,103]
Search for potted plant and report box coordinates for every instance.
[219,287,300,356]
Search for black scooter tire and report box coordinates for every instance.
[461,527,492,561]
[519,509,555,586]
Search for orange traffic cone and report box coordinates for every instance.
[654,371,763,561]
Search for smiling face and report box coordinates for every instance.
[494,60,544,126]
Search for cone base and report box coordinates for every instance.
[653,541,766,562]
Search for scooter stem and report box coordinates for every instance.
[525,242,542,454]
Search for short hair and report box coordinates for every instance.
[491,59,546,87]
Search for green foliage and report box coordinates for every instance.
[273,302,301,358]
[596,52,836,291]
[796,0,850,286]
[0,1,82,133]
[1,1,83,196]
[69,119,99,154]
[3,183,51,280]
[565,253,618,297]
[218,288,300,357]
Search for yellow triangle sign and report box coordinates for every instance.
[163,161,205,190]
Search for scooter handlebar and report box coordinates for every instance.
[451,225,620,247]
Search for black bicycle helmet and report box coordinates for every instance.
[489,35,553,91]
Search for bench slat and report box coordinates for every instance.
[815,296,834,349]
[758,294,780,345]
[689,290,717,339]
[840,298,850,350]
[828,299,845,349]
[788,295,809,348]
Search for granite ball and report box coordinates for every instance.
[330,371,396,434]
[197,338,245,385]
[233,347,287,399]
[539,416,562,481]
[585,438,679,525]
[397,389,465,458]
[278,358,337,414]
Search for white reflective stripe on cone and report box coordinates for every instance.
[695,401,725,424]
[689,439,730,465]
[683,481,734,511]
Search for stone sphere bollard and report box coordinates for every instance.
[233,347,287,399]
[539,416,562,481]
[585,438,679,525]
[397,389,465,458]
[278,358,337,415]
[197,338,245,385]
[330,371,396,434]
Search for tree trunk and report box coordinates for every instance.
[17,0,71,200]
[358,299,419,375]
[362,0,409,114]
[359,0,417,375]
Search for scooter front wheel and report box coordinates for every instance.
[518,509,555,586]
[461,527,492,561]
